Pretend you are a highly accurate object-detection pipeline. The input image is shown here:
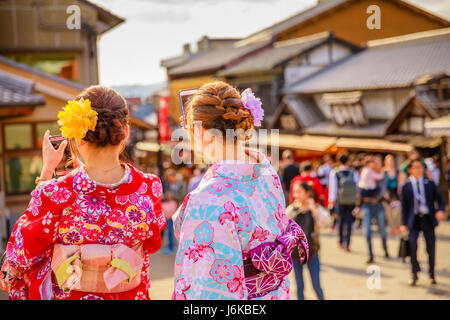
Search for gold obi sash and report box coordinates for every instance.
[51,243,143,294]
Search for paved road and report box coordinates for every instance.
[2,221,449,300]
[148,220,450,300]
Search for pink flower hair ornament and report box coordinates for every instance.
[241,88,264,127]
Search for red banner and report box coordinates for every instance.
[158,96,170,142]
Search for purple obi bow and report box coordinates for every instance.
[243,219,309,299]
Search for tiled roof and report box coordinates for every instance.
[284,94,325,128]
[304,119,389,138]
[243,0,449,45]
[0,70,44,107]
[161,54,191,69]
[219,32,331,76]
[79,0,125,33]
[168,41,270,76]
[284,28,450,94]
[243,0,349,44]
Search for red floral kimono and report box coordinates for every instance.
[1,163,166,300]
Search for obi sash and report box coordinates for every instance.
[243,219,309,299]
[51,243,143,294]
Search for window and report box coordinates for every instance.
[5,54,78,81]
[409,117,424,134]
[280,114,299,131]
[4,124,33,150]
[322,92,367,127]
[5,155,42,194]
[2,122,60,194]
[331,104,368,126]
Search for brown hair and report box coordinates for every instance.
[76,85,129,147]
[186,81,254,140]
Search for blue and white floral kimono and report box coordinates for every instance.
[173,150,308,300]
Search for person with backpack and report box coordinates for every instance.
[328,154,359,251]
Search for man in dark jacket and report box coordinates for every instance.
[281,150,299,202]
[400,159,446,286]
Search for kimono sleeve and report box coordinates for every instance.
[3,180,62,271]
[146,174,166,231]
[143,175,166,254]
[173,196,247,300]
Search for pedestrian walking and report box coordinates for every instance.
[383,155,401,234]
[281,150,300,202]
[400,159,446,286]
[288,181,324,300]
[317,155,334,190]
[360,156,389,264]
[290,161,325,205]
[328,153,358,251]
[398,149,432,186]
[162,168,186,255]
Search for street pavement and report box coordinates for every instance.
[1,220,449,300]
[149,220,450,300]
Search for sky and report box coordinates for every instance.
[94,0,450,86]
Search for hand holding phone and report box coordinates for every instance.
[178,88,198,128]
[42,130,72,177]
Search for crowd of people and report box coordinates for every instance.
[280,148,449,298]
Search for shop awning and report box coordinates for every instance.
[425,116,450,137]
[129,116,155,130]
[386,134,443,149]
[260,134,337,152]
[136,141,160,152]
[335,138,413,153]
[320,91,362,105]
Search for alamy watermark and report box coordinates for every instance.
[366,265,381,290]
[366,5,381,30]
[66,5,81,30]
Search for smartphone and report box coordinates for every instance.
[178,88,198,128]
[49,136,73,177]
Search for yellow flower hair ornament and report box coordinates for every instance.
[57,99,98,143]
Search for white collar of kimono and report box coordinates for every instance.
[210,149,271,181]
[77,162,131,190]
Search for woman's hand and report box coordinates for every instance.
[40,130,68,181]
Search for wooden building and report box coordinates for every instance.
[0,54,156,218]
[0,0,124,86]
[0,55,84,222]
[161,0,449,126]
[276,28,449,172]
[219,32,360,123]
[245,0,449,46]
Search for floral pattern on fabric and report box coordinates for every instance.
[173,150,301,300]
[1,164,166,300]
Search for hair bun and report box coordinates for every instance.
[187,81,254,138]
[76,86,129,147]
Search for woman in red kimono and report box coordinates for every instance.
[0,86,166,300]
